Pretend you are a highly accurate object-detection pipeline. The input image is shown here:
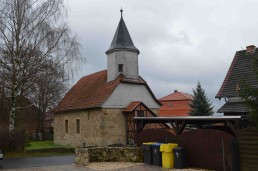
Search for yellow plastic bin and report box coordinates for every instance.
[160,143,178,169]
[142,142,156,165]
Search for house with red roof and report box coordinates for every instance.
[216,45,258,115]
[159,90,193,116]
[53,10,161,147]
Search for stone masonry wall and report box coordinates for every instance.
[101,108,127,146]
[75,148,89,166]
[54,108,127,147]
[75,147,143,166]
[54,109,103,147]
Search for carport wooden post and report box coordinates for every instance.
[134,119,139,146]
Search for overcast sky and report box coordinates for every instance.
[65,0,258,113]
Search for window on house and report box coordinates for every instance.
[76,119,80,134]
[137,110,144,117]
[65,120,68,133]
[118,64,123,72]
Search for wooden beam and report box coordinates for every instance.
[226,120,237,136]
[174,120,180,135]
[135,120,146,133]
[178,121,186,135]
[167,120,174,129]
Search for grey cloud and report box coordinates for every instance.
[67,0,258,114]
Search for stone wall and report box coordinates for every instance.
[75,147,143,165]
[54,109,103,147]
[101,109,127,146]
[54,108,127,147]
[75,148,89,166]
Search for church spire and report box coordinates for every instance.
[105,9,139,55]
[120,8,123,18]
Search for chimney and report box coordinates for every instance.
[246,45,256,54]
[174,90,178,93]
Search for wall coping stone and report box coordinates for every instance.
[75,147,143,165]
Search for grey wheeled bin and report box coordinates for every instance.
[151,143,163,166]
[173,147,187,169]
[142,142,155,165]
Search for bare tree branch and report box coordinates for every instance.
[0,0,84,135]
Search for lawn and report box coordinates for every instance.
[26,140,65,150]
[5,141,74,158]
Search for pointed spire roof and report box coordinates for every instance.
[106,9,140,55]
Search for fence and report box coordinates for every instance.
[238,126,258,171]
[137,128,237,171]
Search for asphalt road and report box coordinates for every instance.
[0,155,74,170]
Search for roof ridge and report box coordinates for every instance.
[160,91,192,101]
[179,91,192,99]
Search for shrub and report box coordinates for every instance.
[0,127,26,152]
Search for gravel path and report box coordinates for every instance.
[85,162,211,171]
[1,162,212,171]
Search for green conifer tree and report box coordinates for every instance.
[189,82,214,116]
[239,57,258,126]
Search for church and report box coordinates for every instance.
[53,10,161,147]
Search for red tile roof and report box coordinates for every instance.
[123,101,159,117]
[54,70,160,113]
[123,101,141,112]
[159,91,192,117]
[159,109,189,116]
[54,70,123,113]
[160,91,192,101]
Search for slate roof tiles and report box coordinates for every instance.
[106,12,139,54]
[216,49,258,98]
[217,102,250,113]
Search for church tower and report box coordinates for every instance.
[106,9,140,81]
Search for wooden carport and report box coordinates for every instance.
[134,116,246,137]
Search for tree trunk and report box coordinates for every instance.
[9,90,17,135]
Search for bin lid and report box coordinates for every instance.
[142,142,156,145]
[142,144,151,151]
[151,143,163,147]
[173,147,185,151]
[168,143,179,147]
[160,143,178,152]
[142,143,156,150]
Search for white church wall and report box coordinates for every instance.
[107,51,138,81]
[102,83,160,109]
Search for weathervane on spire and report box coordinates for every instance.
[120,7,123,18]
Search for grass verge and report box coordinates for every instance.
[4,140,74,158]
[5,151,73,158]
[26,140,68,150]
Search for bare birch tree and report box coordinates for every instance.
[28,60,67,138]
[0,0,82,135]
